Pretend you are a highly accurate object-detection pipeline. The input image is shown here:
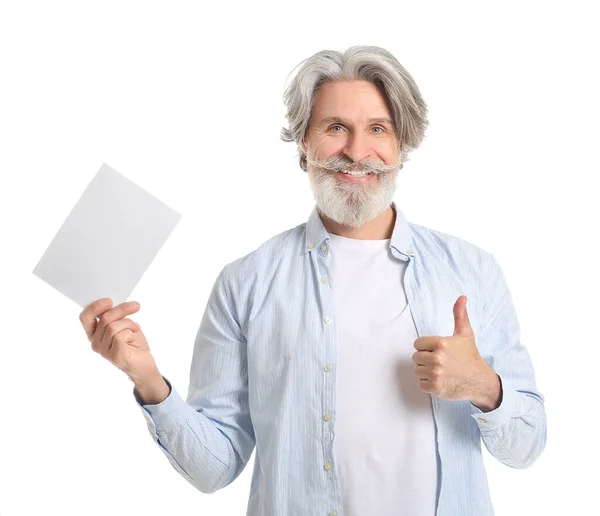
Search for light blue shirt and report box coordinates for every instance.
[134,201,546,516]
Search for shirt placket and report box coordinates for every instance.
[312,237,343,516]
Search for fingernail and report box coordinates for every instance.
[132,302,140,308]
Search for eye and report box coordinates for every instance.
[329,124,344,132]
[372,126,385,134]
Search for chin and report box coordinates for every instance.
[307,167,398,227]
[316,199,390,228]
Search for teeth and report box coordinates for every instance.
[341,171,371,177]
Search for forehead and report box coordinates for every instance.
[311,80,393,121]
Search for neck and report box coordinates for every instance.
[318,205,396,240]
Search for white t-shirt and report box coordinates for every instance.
[327,232,438,516]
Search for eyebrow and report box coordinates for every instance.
[318,116,394,127]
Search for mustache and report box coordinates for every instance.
[306,155,399,175]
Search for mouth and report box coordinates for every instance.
[335,170,377,183]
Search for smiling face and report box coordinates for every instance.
[301,80,402,228]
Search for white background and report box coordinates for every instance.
[1,1,598,515]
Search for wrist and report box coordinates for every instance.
[472,367,503,412]
[133,372,170,405]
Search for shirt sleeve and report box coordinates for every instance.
[469,251,547,469]
[132,264,256,492]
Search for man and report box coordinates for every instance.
[79,45,546,516]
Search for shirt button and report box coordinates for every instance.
[324,462,333,471]
[324,316,332,324]
[307,243,314,250]
[323,413,332,421]
[406,248,413,254]
[321,244,328,252]
[329,512,338,516]
[477,418,486,424]
[324,364,332,372]
[321,277,329,284]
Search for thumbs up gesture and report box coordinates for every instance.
[412,295,502,410]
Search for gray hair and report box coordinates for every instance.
[280,45,429,171]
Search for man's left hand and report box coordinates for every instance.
[412,295,498,406]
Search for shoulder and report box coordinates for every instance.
[407,221,494,292]
[408,220,491,264]
[219,222,306,287]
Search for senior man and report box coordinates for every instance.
[80,45,546,516]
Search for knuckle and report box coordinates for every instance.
[114,329,132,344]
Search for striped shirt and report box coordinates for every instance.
[134,201,546,515]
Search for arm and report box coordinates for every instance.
[469,252,547,469]
[133,264,255,492]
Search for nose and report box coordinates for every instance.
[342,131,372,165]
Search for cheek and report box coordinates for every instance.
[312,138,346,158]
[375,140,399,162]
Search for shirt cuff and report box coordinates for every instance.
[470,378,518,432]
[133,376,190,438]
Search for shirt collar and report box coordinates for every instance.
[304,201,415,259]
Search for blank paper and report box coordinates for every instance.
[32,163,182,309]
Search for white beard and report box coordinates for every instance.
[307,167,399,228]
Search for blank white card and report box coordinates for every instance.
[32,163,182,309]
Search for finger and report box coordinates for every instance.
[80,298,113,339]
[93,318,139,356]
[126,319,141,332]
[96,301,141,343]
[414,364,430,380]
[413,336,442,352]
[103,319,140,354]
[412,351,434,365]
[418,378,433,393]
[107,328,136,367]
[100,312,141,344]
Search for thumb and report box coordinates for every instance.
[453,295,474,337]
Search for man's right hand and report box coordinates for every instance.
[79,298,166,399]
